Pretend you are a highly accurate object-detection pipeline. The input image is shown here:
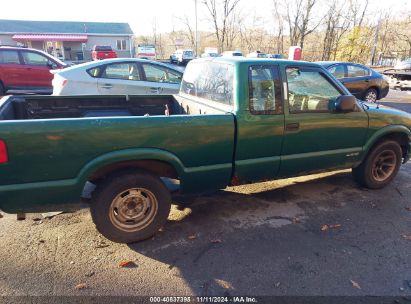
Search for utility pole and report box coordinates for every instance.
[195,0,199,58]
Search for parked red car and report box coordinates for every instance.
[91,45,118,61]
[0,46,66,95]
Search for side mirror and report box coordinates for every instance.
[335,95,357,113]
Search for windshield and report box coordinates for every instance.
[181,61,234,106]
[184,51,193,56]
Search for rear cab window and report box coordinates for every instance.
[248,65,283,114]
[94,46,113,52]
[180,61,234,108]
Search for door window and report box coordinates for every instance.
[347,65,369,77]
[21,52,49,66]
[102,63,140,80]
[249,66,282,114]
[286,67,341,113]
[142,64,182,84]
[0,51,20,64]
[328,65,345,79]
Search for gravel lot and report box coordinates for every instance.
[0,90,410,299]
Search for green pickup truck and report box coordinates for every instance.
[0,58,410,243]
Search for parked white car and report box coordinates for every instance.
[221,51,243,57]
[52,58,183,95]
[246,51,268,58]
[173,49,194,65]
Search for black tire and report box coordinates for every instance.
[352,140,402,189]
[0,82,5,96]
[90,171,171,243]
[364,88,378,103]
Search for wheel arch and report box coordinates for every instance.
[366,86,380,99]
[76,148,185,187]
[88,159,179,182]
[362,126,411,164]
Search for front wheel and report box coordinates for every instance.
[352,140,402,189]
[90,171,171,243]
[364,88,378,103]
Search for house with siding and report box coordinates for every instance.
[0,19,134,61]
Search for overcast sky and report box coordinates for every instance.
[1,0,410,35]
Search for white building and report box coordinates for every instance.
[0,19,134,61]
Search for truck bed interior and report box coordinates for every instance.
[0,95,228,120]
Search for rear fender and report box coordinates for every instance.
[76,148,186,188]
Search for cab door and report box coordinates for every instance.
[279,66,369,177]
[234,64,285,183]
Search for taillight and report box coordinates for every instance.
[62,79,68,87]
[0,140,8,164]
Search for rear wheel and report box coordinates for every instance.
[90,171,171,243]
[352,140,402,189]
[364,88,378,103]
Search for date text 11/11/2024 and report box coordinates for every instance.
[149,296,258,303]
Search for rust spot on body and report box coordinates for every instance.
[47,135,63,141]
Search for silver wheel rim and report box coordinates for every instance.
[109,188,158,232]
[365,90,377,103]
[371,150,397,182]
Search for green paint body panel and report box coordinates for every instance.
[0,58,411,213]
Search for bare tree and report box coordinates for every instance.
[348,0,369,27]
[240,13,265,53]
[321,0,350,61]
[272,0,285,54]
[175,15,196,50]
[202,0,242,52]
[284,0,322,50]
[298,0,321,49]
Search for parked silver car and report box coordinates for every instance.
[52,58,183,95]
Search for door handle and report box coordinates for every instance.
[101,84,113,89]
[286,122,300,132]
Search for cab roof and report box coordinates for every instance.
[192,57,322,68]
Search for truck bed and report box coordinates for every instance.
[0,94,235,212]
[0,94,227,120]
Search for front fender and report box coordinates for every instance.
[362,125,411,162]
